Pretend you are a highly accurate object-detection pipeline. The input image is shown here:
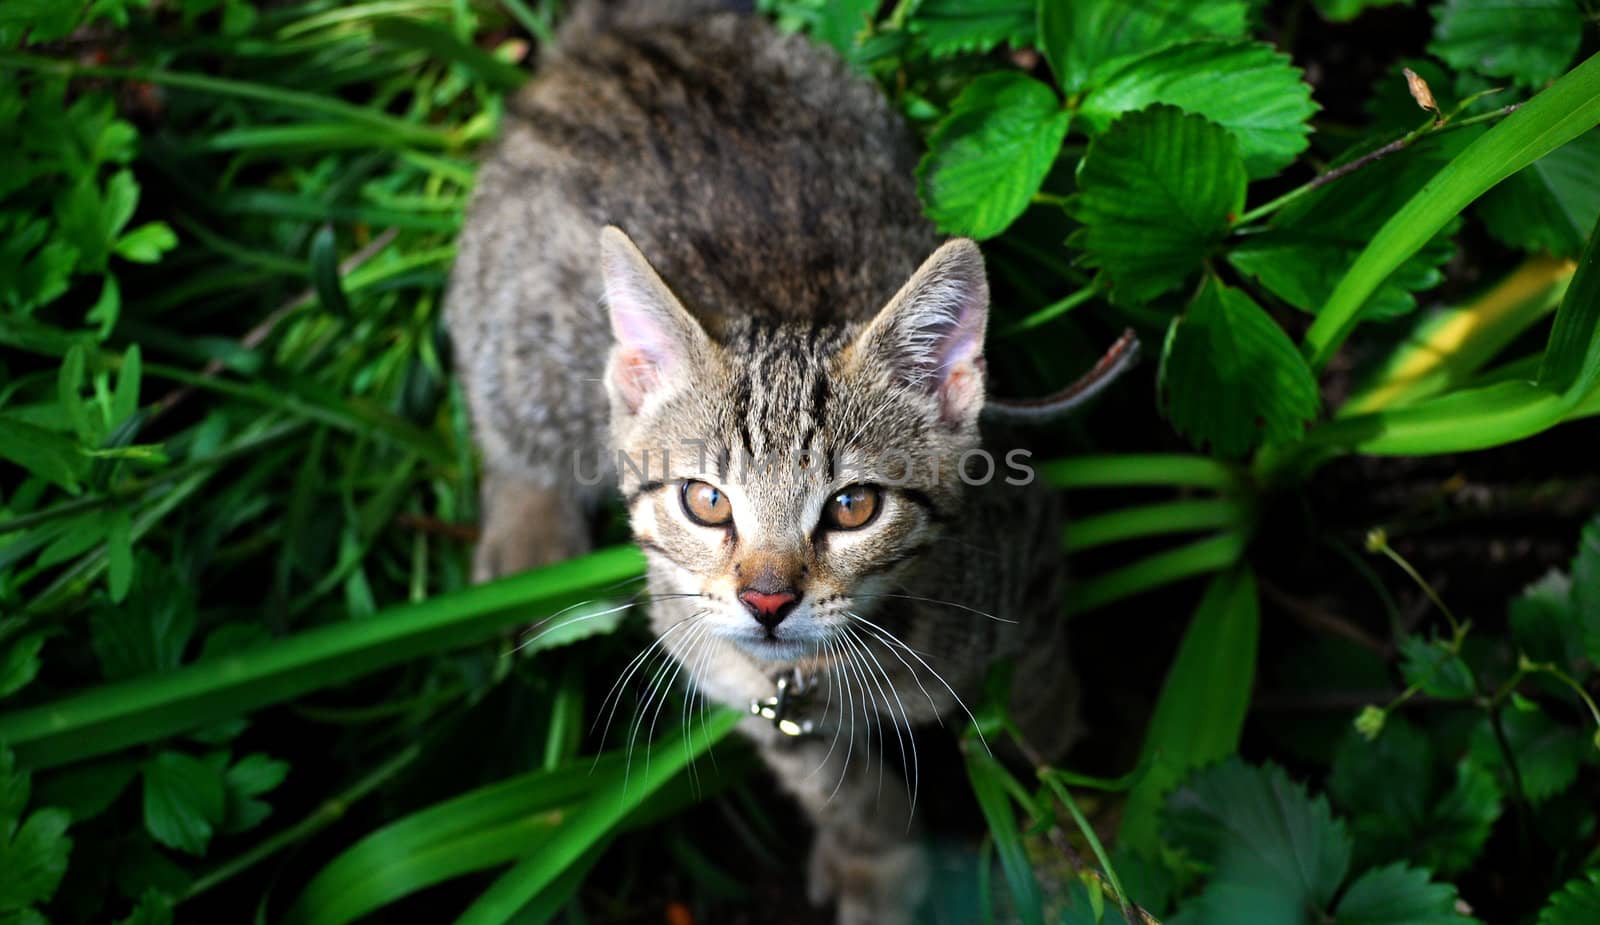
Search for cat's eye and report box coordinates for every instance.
[680,480,733,526]
[821,484,881,531]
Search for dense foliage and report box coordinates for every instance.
[1,1,1598,923]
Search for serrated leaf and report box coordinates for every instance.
[906,0,1034,59]
[90,553,196,681]
[1078,39,1317,178]
[1068,105,1244,304]
[1510,570,1585,671]
[1164,759,1351,910]
[1477,128,1600,258]
[1228,134,1472,323]
[1158,276,1321,456]
[1539,870,1600,925]
[915,72,1070,239]
[1470,705,1590,803]
[141,751,226,855]
[223,753,288,833]
[1327,718,1499,875]
[1429,0,1582,88]
[1334,863,1471,925]
[0,807,72,910]
[1039,0,1248,92]
[1398,636,1475,699]
[113,222,177,264]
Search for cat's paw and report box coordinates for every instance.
[472,481,590,582]
[807,828,926,925]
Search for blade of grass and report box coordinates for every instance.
[1064,531,1248,617]
[452,708,741,925]
[1304,51,1600,370]
[1039,454,1240,492]
[1064,498,1246,553]
[1118,564,1259,855]
[0,546,645,768]
[965,748,1044,925]
[0,52,455,148]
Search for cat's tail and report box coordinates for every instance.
[559,0,753,42]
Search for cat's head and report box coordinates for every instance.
[599,226,989,662]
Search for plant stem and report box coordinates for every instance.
[1041,772,1138,923]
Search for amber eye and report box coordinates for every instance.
[821,484,881,531]
[680,480,733,526]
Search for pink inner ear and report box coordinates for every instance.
[611,345,661,413]
[938,358,983,425]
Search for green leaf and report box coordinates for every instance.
[1068,105,1245,305]
[1164,759,1351,911]
[1229,140,1469,323]
[1574,515,1600,663]
[1510,570,1586,672]
[90,553,196,681]
[86,275,121,340]
[0,807,71,911]
[1304,47,1600,369]
[1078,40,1317,178]
[0,415,85,493]
[907,0,1034,59]
[771,0,878,56]
[1120,565,1259,853]
[114,891,174,925]
[1428,0,1582,88]
[1470,704,1590,803]
[1038,0,1248,92]
[1538,210,1600,404]
[1539,870,1600,925]
[222,753,289,833]
[33,755,141,824]
[1314,0,1413,23]
[1334,863,1471,925]
[1477,128,1600,258]
[0,634,44,700]
[1329,720,1501,875]
[141,750,226,855]
[1159,276,1321,457]
[915,72,1070,239]
[113,342,141,425]
[106,506,133,603]
[1398,636,1475,699]
[112,222,177,264]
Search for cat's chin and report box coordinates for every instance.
[726,631,815,664]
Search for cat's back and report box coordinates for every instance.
[456,7,936,330]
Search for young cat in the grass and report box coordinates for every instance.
[447,2,1079,920]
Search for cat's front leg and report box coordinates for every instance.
[472,466,593,581]
[753,721,926,925]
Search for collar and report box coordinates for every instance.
[749,667,820,737]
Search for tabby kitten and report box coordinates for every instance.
[448,3,1074,921]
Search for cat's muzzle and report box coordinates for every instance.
[750,668,818,737]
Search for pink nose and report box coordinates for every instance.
[739,589,798,628]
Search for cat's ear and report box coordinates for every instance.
[855,238,989,427]
[600,226,710,414]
